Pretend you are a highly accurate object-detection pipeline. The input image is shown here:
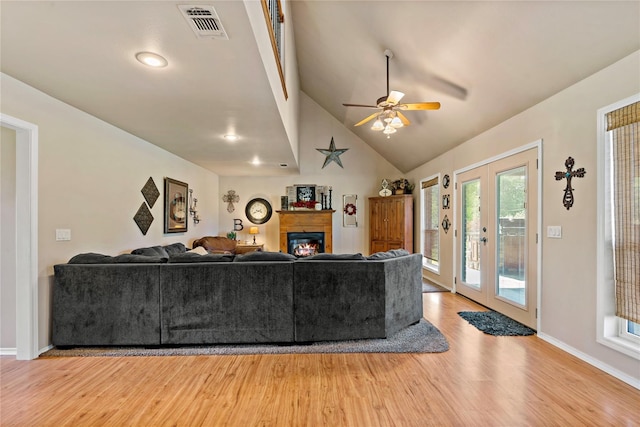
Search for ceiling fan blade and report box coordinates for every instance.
[397,111,411,126]
[398,102,441,111]
[343,103,379,109]
[354,112,380,127]
[386,91,405,105]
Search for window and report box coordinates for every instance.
[422,176,440,273]
[597,95,640,359]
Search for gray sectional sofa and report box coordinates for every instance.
[52,246,423,347]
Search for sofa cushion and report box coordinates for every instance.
[163,243,186,255]
[168,253,234,263]
[298,253,366,261]
[113,254,168,263]
[131,245,170,258]
[367,249,410,260]
[68,253,114,264]
[233,251,296,262]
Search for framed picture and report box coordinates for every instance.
[296,185,316,202]
[164,177,188,233]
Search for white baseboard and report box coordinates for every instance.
[39,344,53,355]
[422,275,453,291]
[537,332,640,390]
[0,347,17,356]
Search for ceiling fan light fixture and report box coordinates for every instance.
[371,117,384,131]
[390,116,403,128]
[383,125,397,135]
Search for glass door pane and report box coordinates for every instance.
[496,166,527,306]
[462,179,481,288]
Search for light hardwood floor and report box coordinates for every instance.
[2,292,639,426]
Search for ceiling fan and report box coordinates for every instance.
[343,49,440,137]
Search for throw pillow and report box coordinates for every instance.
[131,245,169,258]
[68,253,114,264]
[233,251,296,262]
[298,253,366,261]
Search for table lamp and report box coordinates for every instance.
[249,227,259,244]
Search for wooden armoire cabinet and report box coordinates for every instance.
[369,194,413,254]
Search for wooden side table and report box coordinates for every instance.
[235,243,264,254]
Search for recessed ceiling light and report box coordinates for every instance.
[223,134,238,142]
[135,52,168,68]
[251,157,261,166]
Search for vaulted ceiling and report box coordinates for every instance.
[2,1,639,175]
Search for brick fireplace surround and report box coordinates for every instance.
[277,210,334,254]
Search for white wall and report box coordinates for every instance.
[218,92,401,254]
[0,73,221,350]
[0,126,17,350]
[408,50,640,382]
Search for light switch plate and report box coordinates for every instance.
[547,226,562,239]
[55,229,71,241]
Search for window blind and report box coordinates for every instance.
[607,101,639,324]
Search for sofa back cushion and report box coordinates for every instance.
[131,245,170,258]
[297,253,366,261]
[68,253,115,264]
[233,251,296,262]
[169,253,234,263]
[367,249,410,260]
[163,243,186,255]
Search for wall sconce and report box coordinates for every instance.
[189,189,200,225]
[249,226,259,244]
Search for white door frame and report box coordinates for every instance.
[453,139,543,331]
[1,113,39,360]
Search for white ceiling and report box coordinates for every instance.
[2,1,639,175]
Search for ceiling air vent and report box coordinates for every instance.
[178,5,228,40]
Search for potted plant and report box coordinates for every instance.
[391,178,415,194]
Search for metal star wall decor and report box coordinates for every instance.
[316,137,348,168]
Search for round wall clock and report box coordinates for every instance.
[245,198,273,224]
[442,174,450,189]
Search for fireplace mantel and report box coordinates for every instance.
[277,210,334,253]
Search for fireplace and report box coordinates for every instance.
[277,210,334,254]
[288,232,325,257]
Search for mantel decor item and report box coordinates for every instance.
[554,156,586,210]
[164,177,188,233]
[316,137,348,169]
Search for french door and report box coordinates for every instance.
[455,148,538,329]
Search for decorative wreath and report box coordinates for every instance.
[344,203,357,216]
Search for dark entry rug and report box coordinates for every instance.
[41,319,449,357]
[457,311,536,336]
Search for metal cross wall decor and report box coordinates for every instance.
[222,190,240,213]
[554,157,586,210]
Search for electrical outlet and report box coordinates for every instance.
[55,229,71,241]
[547,226,562,239]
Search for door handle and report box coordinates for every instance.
[480,237,487,244]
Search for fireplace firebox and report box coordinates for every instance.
[288,232,325,257]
